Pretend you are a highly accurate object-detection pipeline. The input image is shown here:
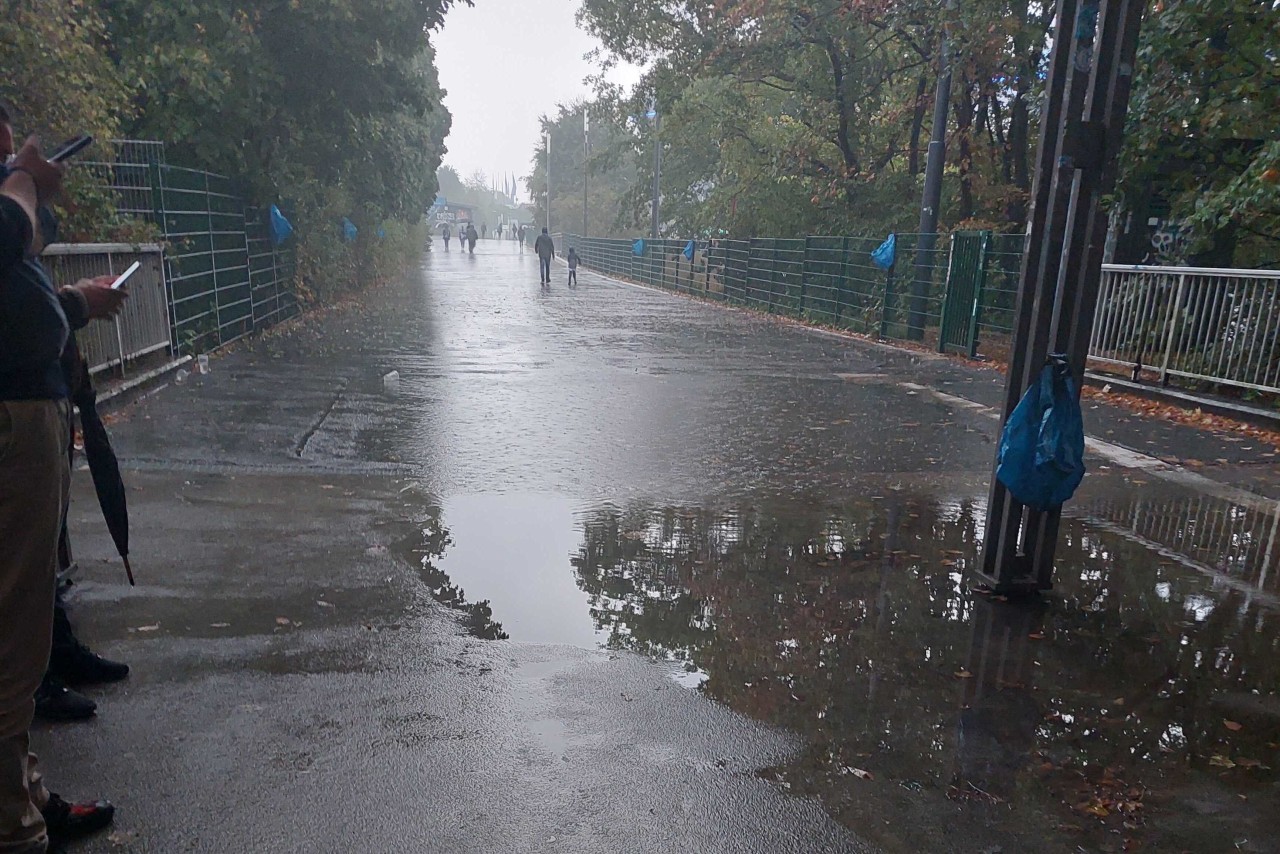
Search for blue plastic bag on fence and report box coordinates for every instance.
[633,239,646,256]
[269,205,293,246]
[871,233,896,270]
[683,239,695,261]
[996,356,1086,510]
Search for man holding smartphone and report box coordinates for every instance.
[0,105,125,852]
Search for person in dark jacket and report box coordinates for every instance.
[439,222,451,251]
[465,222,478,254]
[534,228,555,285]
[0,111,125,851]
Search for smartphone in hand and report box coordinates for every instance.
[111,260,141,290]
[49,135,93,163]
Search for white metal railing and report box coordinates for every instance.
[1091,264,1280,394]
[41,243,172,376]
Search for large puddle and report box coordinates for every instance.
[409,476,1280,852]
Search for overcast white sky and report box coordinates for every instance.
[432,0,640,202]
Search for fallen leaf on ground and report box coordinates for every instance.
[209,622,230,628]
[1028,632,1045,640]
[955,670,973,678]
[1209,755,1236,768]
[1224,719,1244,731]
[275,616,292,626]
[134,624,159,632]
[316,600,335,608]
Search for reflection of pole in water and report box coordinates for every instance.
[864,498,901,728]
[953,596,1046,798]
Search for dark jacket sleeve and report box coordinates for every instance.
[0,196,34,276]
[58,288,89,330]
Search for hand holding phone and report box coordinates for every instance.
[76,276,129,321]
[7,137,66,202]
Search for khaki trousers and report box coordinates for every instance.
[0,400,69,853]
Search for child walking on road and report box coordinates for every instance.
[567,247,579,287]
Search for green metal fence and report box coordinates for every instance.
[559,232,1013,350]
[86,141,299,353]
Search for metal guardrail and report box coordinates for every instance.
[1091,265,1280,395]
[84,140,300,353]
[41,243,172,376]
[559,233,952,346]
[567,234,1280,399]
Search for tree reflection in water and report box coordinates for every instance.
[412,506,509,640]
[571,493,1280,852]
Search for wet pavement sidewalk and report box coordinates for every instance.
[46,240,1280,852]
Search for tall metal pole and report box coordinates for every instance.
[978,0,1146,593]
[650,106,661,239]
[545,131,552,233]
[583,111,589,239]
[907,27,953,341]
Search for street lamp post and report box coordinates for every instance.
[583,111,589,240]
[648,102,661,240]
[545,131,552,234]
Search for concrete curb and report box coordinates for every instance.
[95,355,193,412]
[1084,371,1280,429]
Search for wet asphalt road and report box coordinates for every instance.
[42,241,1280,853]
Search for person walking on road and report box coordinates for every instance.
[466,223,478,254]
[566,247,579,287]
[518,225,527,251]
[481,223,488,241]
[439,222,451,251]
[496,223,503,241]
[0,114,123,852]
[535,228,555,285]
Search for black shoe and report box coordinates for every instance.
[51,640,129,685]
[42,793,115,843]
[34,674,96,722]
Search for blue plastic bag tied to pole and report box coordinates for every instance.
[682,239,695,261]
[269,205,293,246]
[632,239,646,257]
[996,355,1086,510]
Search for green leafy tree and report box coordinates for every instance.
[526,99,641,238]
[1122,0,1280,265]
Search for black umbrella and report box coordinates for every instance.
[68,343,135,585]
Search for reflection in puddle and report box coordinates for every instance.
[433,494,597,646]
[409,505,508,639]
[566,490,1280,853]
